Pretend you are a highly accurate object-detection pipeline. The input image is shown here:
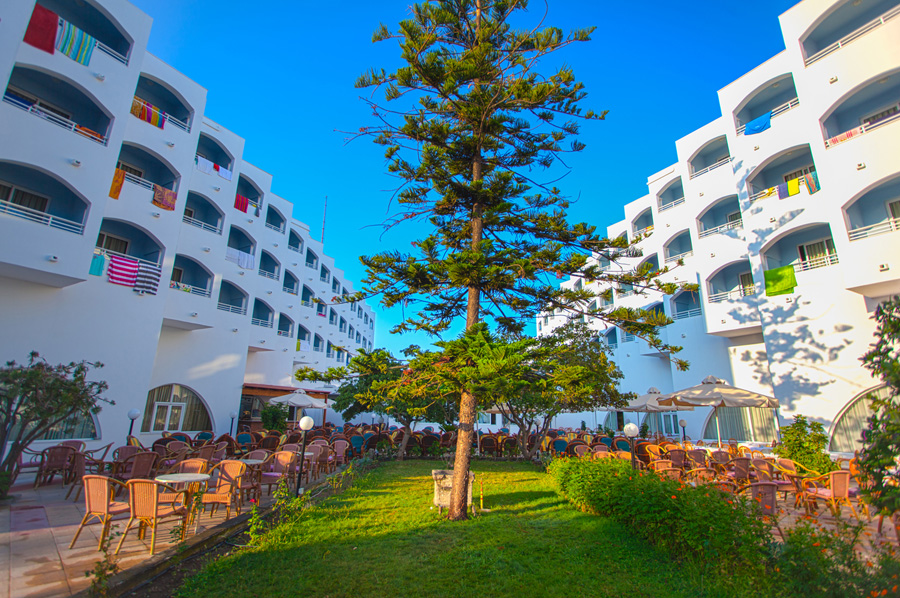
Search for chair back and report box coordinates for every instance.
[114,445,140,462]
[573,444,590,458]
[748,482,778,513]
[125,452,159,479]
[43,445,75,469]
[332,440,350,458]
[592,452,615,460]
[599,437,613,448]
[649,459,672,471]
[614,439,632,452]
[194,431,214,443]
[666,449,686,469]
[305,444,323,460]
[645,445,662,460]
[658,468,682,480]
[710,450,731,466]
[196,445,216,461]
[550,438,568,454]
[59,440,86,452]
[281,443,300,453]
[614,451,632,460]
[125,479,165,518]
[259,436,280,451]
[83,475,120,516]
[177,458,208,474]
[316,446,332,466]
[269,451,296,474]
[687,449,708,468]
[170,432,192,443]
[212,441,228,461]
[245,449,270,460]
[310,438,329,446]
[236,433,254,447]
[591,443,609,453]
[166,441,189,454]
[829,471,851,498]
[686,468,716,483]
[212,460,247,493]
[752,459,773,481]
[730,457,751,482]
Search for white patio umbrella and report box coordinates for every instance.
[657,375,779,446]
[620,387,694,438]
[269,391,330,426]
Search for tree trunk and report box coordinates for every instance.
[397,423,412,460]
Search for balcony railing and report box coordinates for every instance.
[659,197,685,212]
[305,261,317,269]
[736,98,800,135]
[313,344,324,353]
[793,253,839,272]
[94,247,160,267]
[95,41,129,65]
[251,317,273,328]
[217,302,247,315]
[606,342,618,351]
[664,250,693,264]
[698,219,742,239]
[301,299,314,307]
[123,172,154,191]
[169,281,211,297]
[848,217,900,241]
[623,333,636,343]
[258,269,279,280]
[673,307,702,320]
[749,176,819,203]
[320,275,330,283]
[288,244,302,253]
[617,289,634,298]
[277,329,292,337]
[182,214,222,235]
[708,287,756,303]
[0,198,84,234]
[265,222,285,233]
[283,285,298,295]
[824,110,900,148]
[689,156,732,179]
[632,225,654,238]
[3,93,108,145]
[805,4,900,66]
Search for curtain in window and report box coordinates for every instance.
[702,407,778,442]
[142,384,212,432]
[12,189,48,212]
[12,411,99,440]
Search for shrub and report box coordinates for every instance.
[774,415,838,474]
[260,403,290,432]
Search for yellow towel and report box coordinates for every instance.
[787,178,801,196]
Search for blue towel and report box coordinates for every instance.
[744,111,772,135]
[88,253,106,276]
[777,183,789,199]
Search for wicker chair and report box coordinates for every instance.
[194,444,216,461]
[686,449,709,469]
[115,479,188,556]
[113,452,159,493]
[685,467,717,484]
[261,451,297,495]
[65,451,105,501]
[591,444,610,454]
[648,459,673,472]
[331,439,351,467]
[666,449,687,471]
[69,475,129,550]
[657,468,683,481]
[201,460,247,520]
[572,444,590,458]
[34,445,76,488]
[725,457,753,489]
[802,470,860,519]
[259,436,280,451]
[752,459,792,499]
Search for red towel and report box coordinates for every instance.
[107,254,139,287]
[24,4,58,54]
[235,193,249,213]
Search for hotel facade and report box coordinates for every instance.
[538,0,900,451]
[0,0,375,446]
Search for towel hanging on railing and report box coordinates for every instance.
[23,4,58,54]
[56,19,96,66]
[107,254,139,287]
[134,262,162,295]
[743,111,771,135]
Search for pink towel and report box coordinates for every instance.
[107,254,139,287]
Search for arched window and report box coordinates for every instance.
[830,385,890,452]
[31,412,98,440]
[702,407,778,442]
[141,384,212,433]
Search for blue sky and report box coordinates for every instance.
[130,0,800,356]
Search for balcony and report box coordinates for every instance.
[658,178,685,212]
[762,224,839,284]
[793,253,840,273]
[251,299,274,328]
[258,251,280,281]
[284,270,300,295]
[697,195,742,239]
[116,144,179,203]
[664,230,693,264]
[225,226,256,270]
[736,98,799,136]
[217,280,248,315]
[823,72,900,148]
[133,75,192,133]
[747,146,818,202]
[631,208,654,240]
[0,166,88,235]
[803,2,900,66]
[688,136,731,179]
[195,133,233,175]
[288,230,304,254]
[170,255,212,298]
[96,219,163,265]
[236,175,262,214]
[846,176,900,241]
[183,192,223,235]
[265,206,286,234]
[251,317,273,328]
[26,1,131,65]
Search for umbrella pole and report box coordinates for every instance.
[715,407,722,447]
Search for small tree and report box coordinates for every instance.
[0,352,109,497]
[773,415,837,475]
[858,296,900,515]
[260,402,290,432]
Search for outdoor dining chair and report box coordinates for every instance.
[648,459,673,472]
[69,475,129,551]
[261,451,297,495]
[686,449,708,469]
[65,451,105,501]
[666,449,687,471]
[802,470,860,519]
[685,468,717,484]
[331,439,351,467]
[34,445,76,488]
[572,444,590,458]
[115,479,189,556]
[113,452,159,491]
[194,444,216,461]
[752,459,792,500]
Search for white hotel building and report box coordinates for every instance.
[539,0,900,451]
[0,0,375,446]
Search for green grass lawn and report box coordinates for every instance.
[178,461,732,598]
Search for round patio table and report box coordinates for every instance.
[154,473,211,519]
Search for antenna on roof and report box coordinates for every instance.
[321,196,327,244]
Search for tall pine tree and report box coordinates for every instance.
[356,0,687,520]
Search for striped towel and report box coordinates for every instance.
[804,172,820,195]
[107,254,139,287]
[827,126,862,147]
[152,185,177,211]
[134,263,162,295]
[56,19,96,66]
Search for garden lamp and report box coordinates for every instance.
[126,409,141,438]
[229,410,239,436]
[679,418,687,442]
[624,422,639,471]
[296,415,315,497]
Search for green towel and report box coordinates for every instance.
[764,265,797,296]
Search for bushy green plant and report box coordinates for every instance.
[774,415,838,474]
[260,403,290,432]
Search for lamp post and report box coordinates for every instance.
[623,422,639,471]
[229,410,239,436]
[296,415,314,497]
[679,418,687,442]
[126,409,141,439]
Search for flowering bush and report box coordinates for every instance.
[774,414,838,475]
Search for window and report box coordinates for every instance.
[739,272,754,295]
[348,325,354,339]
[184,207,195,219]
[356,332,361,343]
[888,200,900,220]
[96,232,129,254]
[783,165,815,182]
[798,238,835,263]
[830,386,889,452]
[0,180,51,212]
[171,267,184,283]
[141,384,212,433]
[727,211,742,223]
[116,161,144,179]
[702,407,777,442]
[332,279,340,293]
[861,102,899,127]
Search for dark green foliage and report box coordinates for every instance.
[0,352,109,497]
[859,296,900,515]
[774,415,838,475]
[260,402,290,432]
